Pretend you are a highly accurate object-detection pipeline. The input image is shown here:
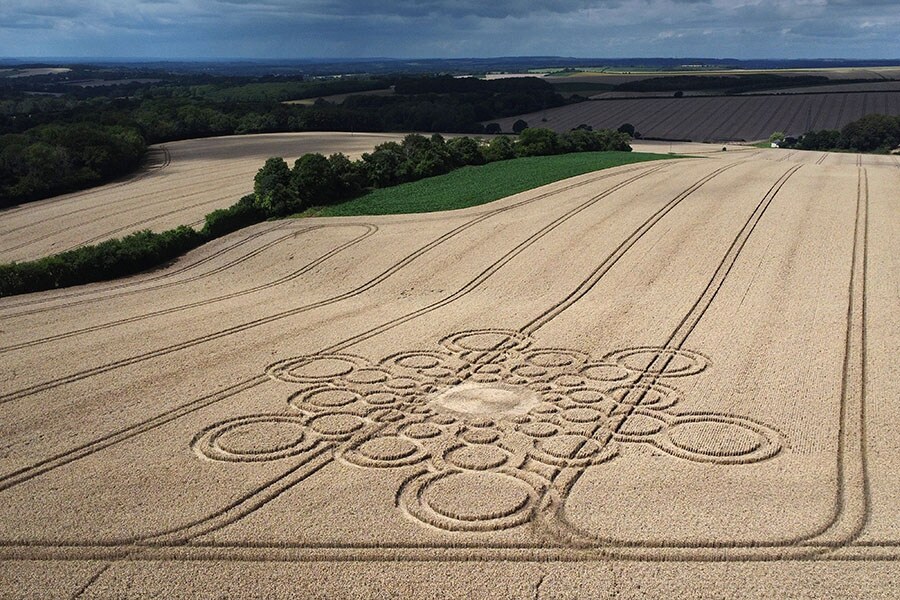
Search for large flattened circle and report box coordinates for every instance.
[429,382,542,418]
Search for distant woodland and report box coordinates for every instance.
[0,72,571,207]
[1,65,898,207]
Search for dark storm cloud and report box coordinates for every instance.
[210,0,621,19]
[0,0,897,59]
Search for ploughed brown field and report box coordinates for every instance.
[545,66,900,85]
[1,139,899,597]
[493,92,900,141]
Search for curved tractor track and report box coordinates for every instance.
[0,132,406,263]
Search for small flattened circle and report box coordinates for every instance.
[394,353,442,370]
[525,349,587,368]
[215,419,306,456]
[357,436,420,462]
[404,422,442,439]
[667,420,763,458]
[422,471,532,522]
[442,329,529,354]
[562,407,604,424]
[298,388,359,408]
[553,374,586,388]
[429,414,458,426]
[511,364,549,379]
[385,377,419,390]
[461,428,501,445]
[268,355,361,383]
[567,389,609,405]
[422,367,456,379]
[607,347,710,378]
[345,368,391,384]
[445,445,509,470]
[518,421,559,438]
[309,413,366,436]
[581,362,631,383]
[363,391,401,406]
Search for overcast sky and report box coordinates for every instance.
[0,0,898,60]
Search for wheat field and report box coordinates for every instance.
[0,140,898,597]
[0,132,406,263]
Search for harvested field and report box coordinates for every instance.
[545,66,900,85]
[494,92,900,141]
[0,132,405,263]
[1,143,898,596]
[4,67,72,78]
[591,81,900,100]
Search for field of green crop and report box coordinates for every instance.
[299,151,674,217]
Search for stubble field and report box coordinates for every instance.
[0,140,899,597]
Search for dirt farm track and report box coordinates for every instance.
[1,136,900,597]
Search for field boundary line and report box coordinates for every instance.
[0,162,878,561]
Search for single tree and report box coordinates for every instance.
[253,157,293,216]
[617,123,636,137]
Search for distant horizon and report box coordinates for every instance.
[3,56,900,66]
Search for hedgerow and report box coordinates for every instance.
[0,127,635,297]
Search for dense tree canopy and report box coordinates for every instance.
[1,75,571,206]
[0,123,145,208]
[786,114,900,153]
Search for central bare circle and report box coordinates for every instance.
[429,382,542,417]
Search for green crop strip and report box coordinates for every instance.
[298,152,672,218]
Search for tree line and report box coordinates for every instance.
[614,74,855,95]
[780,114,900,153]
[0,127,631,296]
[241,128,631,219]
[0,123,146,208]
[1,75,569,206]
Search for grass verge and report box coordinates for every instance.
[295,151,673,218]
